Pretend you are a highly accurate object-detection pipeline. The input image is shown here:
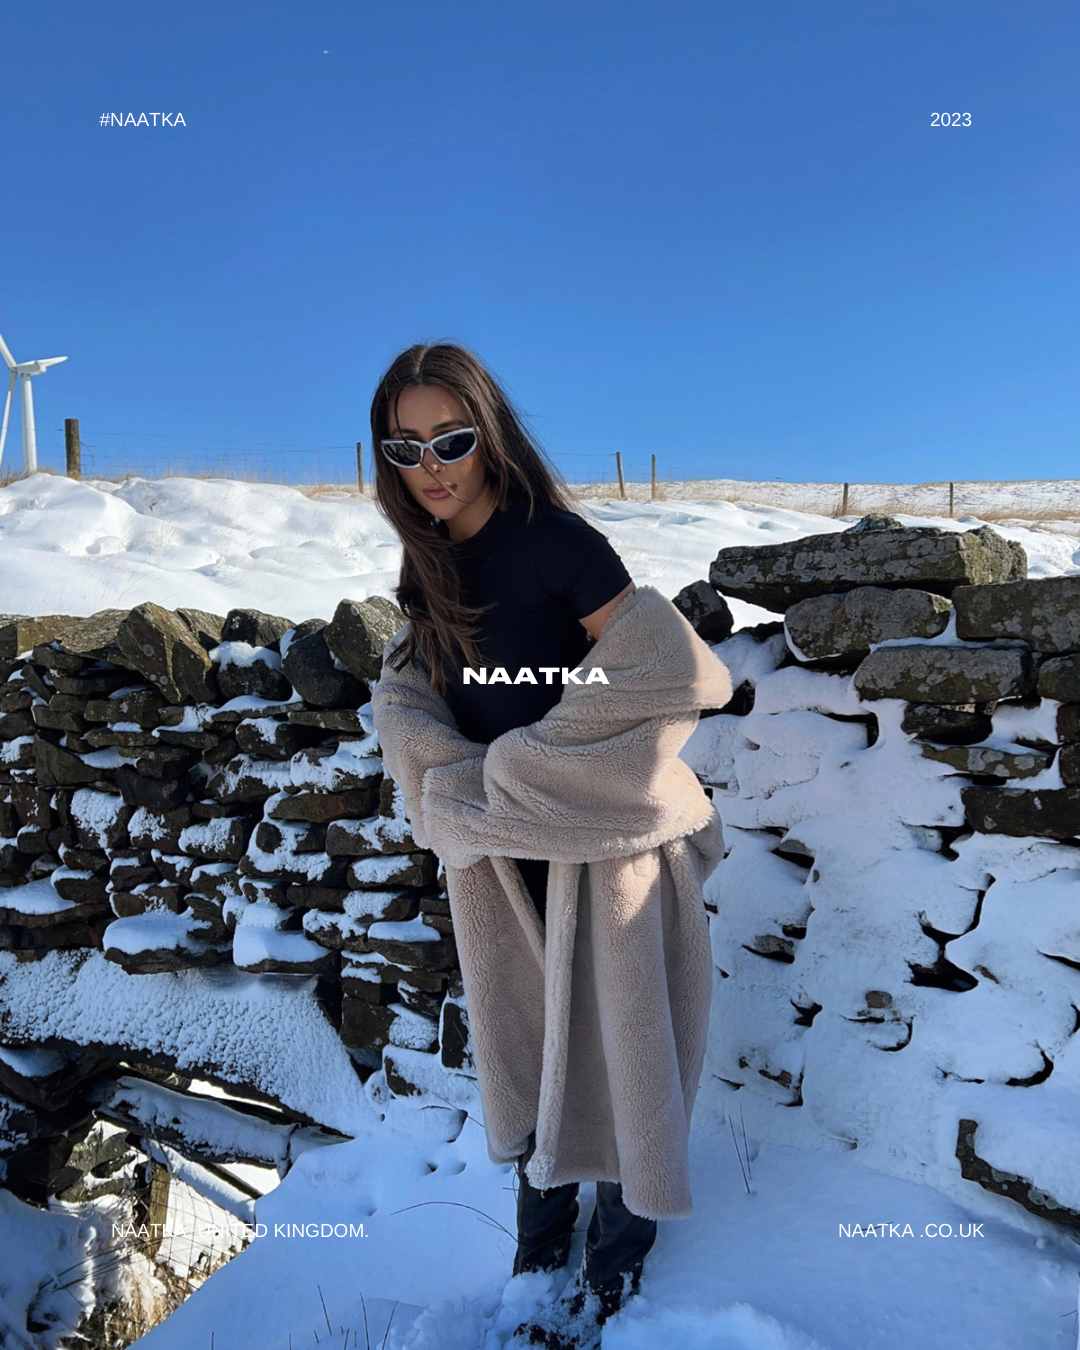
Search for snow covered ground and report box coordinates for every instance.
[2,471,1079,630]
[4,473,1080,1350]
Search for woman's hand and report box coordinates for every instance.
[579,583,636,642]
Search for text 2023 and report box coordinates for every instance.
[932,113,972,126]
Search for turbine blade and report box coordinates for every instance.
[38,356,68,369]
[0,331,14,370]
[0,369,14,469]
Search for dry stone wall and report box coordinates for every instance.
[0,594,477,1216]
[682,515,1080,1235]
[5,516,1080,1252]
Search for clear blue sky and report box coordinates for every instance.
[1,0,1077,486]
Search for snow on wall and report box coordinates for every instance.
[689,634,1080,1225]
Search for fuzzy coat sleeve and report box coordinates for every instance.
[368,630,489,853]
[415,586,733,868]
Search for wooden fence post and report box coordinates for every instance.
[650,454,657,501]
[356,442,364,495]
[65,419,81,480]
[615,452,626,500]
[840,482,849,516]
[949,482,955,518]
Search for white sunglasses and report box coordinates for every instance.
[380,427,478,470]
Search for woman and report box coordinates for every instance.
[369,343,731,1349]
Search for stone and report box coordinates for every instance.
[234,943,336,977]
[235,718,322,760]
[280,813,342,854]
[340,998,395,1051]
[341,889,420,923]
[1037,655,1080,703]
[176,608,226,651]
[0,616,77,661]
[324,596,406,681]
[962,786,1080,839]
[155,728,220,752]
[50,667,133,697]
[110,881,187,916]
[203,758,287,806]
[84,689,167,727]
[33,738,99,788]
[52,611,129,663]
[785,587,952,661]
[347,853,435,891]
[854,647,1034,704]
[671,581,734,644]
[70,794,133,851]
[363,927,457,972]
[127,806,192,851]
[10,783,51,830]
[286,884,350,911]
[0,887,109,927]
[124,747,200,781]
[921,743,1052,780]
[287,708,370,734]
[269,787,380,823]
[178,817,249,862]
[109,851,159,890]
[103,931,230,975]
[440,1001,471,1070]
[115,767,189,812]
[215,650,293,703]
[0,710,36,740]
[1058,706,1080,743]
[954,577,1080,654]
[956,1119,1080,1228]
[203,736,239,766]
[221,608,294,648]
[32,696,89,734]
[116,603,218,703]
[50,870,111,905]
[30,643,87,673]
[282,622,369,709]
[290,743,381,792]
[61,846,110,874]
[1056,746,1080,787]
[325,815,417,857]
[709,519,1026,613]
[84,728,160,750]
[901,704,994,746]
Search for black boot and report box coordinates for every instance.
[583,1179,656,1290]
[513,1129,580,1277]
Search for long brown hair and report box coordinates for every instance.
[372,343,577,695]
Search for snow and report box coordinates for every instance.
[1,471,1076,624]
[367,917,442,943]
[102,912,215,954]
[209,641,283,669]
[0,947,374,1133]
[0,878,81,916]
[6,474,1080,1346]
[70,786,128,847]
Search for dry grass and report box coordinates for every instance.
[7,467,1080,526]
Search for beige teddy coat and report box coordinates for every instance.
[369,584,732,1219]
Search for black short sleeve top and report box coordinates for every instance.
[443,497,634,745]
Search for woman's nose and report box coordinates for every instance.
[422,447,442,472]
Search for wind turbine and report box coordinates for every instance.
[0,328,68,474]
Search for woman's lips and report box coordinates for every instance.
[423,486,452,498]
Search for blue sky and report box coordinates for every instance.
[1,0,1077,486]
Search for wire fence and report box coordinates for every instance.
[10,426,1080,520]
[17,426,692,494]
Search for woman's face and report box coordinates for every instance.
[388,384,491,530]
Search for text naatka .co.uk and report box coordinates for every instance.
[462,666,609,686]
